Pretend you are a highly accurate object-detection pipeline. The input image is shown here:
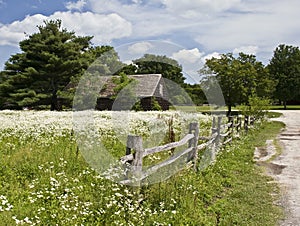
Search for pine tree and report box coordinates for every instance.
[0,19,93,110]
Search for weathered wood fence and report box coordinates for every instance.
[120,115,255,186]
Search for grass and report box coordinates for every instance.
[266,111,283,118]
[0,113,285,225]
[269,105,300,110]
[176,104,300,114]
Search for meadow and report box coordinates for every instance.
[0,110,283,225]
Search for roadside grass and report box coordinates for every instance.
[267,111,283,118]
[0,116,284,225]
[142,120,285,225]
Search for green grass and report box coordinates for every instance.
[0,120,284,225]
[266,111,283,118]
[269,105,300,110]
[176,104,300,114]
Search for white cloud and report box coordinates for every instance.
[65,0,87,11]
[50,11,132,44]
[0,14,46,46]
[161,0,241,18]
[128,41,153,54]
[195,0,300,57]
[172,48,204,64]
[201,52,221,63]
[171,48,206,82]
[86,0,181,38]
[1,0,300,68]
[0,11,132,46]
[233,46,258,55]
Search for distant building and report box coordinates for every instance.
[97,74,170,111]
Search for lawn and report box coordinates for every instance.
[269,105,300,110]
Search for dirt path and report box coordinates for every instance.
[270,110,300,226]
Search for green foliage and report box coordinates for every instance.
[0,20,93,110]
[238,94,271,120]
[112,72,134,97]
[200,53,275,114]
[87,45,125,76]
[117,63,137,75]
[183,83,207,105]
[151,97,162,111]
[132,99,143,111]
[110,73,140,110]
[268,44,300,109]
[133,54,185,85]
[0,20,123,111]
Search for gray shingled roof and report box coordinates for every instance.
[99,74,162,97]
[129,74,161,97]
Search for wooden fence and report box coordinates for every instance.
[120,115,255,186]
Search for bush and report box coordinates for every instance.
[238,94,270,120]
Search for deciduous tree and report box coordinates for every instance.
[200,53,275,115]
[133,54,185,85]
[268,44,300,109]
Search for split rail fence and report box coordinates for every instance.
[120,115,255,186]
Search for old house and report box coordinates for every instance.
[97,74,170,111]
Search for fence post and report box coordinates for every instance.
[244,115,249,133]
[211,116,217,134]
[250,116,255,126]
[126,135,143,187]
[228,116,234,138]
[188,122,199,170]
[236,116,241,133]
[216,116,222,146]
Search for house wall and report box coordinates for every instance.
[96,98,114,110]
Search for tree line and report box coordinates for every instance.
[0,19,299,111]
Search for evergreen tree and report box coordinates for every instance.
[0,19,92,110]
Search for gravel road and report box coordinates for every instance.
[270,110,300,226]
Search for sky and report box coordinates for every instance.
[1,0,300,82]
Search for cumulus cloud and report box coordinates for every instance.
[0,14,46,46]
[201,52,221,63]
[65,0,87,11]
[233,46,258,55]
[128,41,153,54]
[0,11,132,46]
[50,11,132,44]
[172,48,204,64]
[1,0,300,68]
[86,0,181,38]
[171,48,206,82]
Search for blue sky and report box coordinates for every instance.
[1,0,300,82]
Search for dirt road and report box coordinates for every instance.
[270,110,300,226]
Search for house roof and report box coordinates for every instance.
[99,74,163,98]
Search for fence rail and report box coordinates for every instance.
[120,114,255,186]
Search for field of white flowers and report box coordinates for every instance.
[0,110,216,225]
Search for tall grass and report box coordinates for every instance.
[0,110,283,225]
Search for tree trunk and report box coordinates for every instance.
[227,104,232,116]
[283,100,287,110]
[50,91,61,111]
